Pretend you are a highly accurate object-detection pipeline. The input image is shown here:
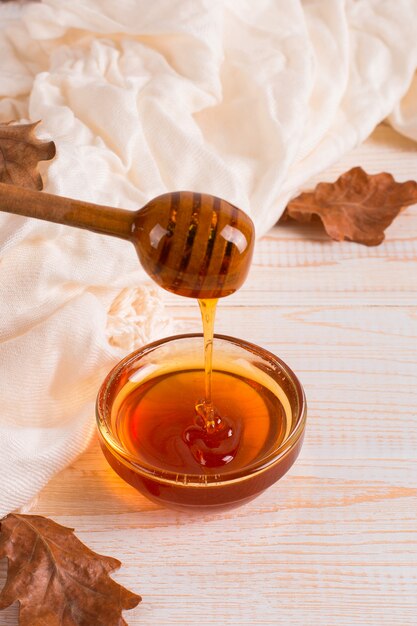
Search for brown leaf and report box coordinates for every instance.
[285,167,417,246]
[0,121,56,190]
[0,513,141,626]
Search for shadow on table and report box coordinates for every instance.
[32,435,255,526]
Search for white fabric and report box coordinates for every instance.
[1,0,417,516]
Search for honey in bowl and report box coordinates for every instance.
[96,334,306,511]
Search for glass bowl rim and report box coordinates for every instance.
[96,333,307,487]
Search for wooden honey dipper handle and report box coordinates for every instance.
[0,182,135,241]
[0,184,255,299]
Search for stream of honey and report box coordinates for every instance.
[182,298,242,466]
[195,299,218,431]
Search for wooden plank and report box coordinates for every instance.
[25,300,417,626]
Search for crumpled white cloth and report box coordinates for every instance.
[1,0,417,516]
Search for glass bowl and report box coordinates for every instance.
[96,334,306,511]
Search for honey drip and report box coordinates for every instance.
[183,299,242,467]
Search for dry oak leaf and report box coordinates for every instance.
[0,513,141,626]
[285,166,417,246]
[0,121,56,190]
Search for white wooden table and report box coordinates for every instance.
[2,125,416,626]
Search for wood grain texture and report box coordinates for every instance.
[1,125,416,625]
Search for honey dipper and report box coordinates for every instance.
[0,183,254,298]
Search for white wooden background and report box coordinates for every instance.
[1,125,416,625]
